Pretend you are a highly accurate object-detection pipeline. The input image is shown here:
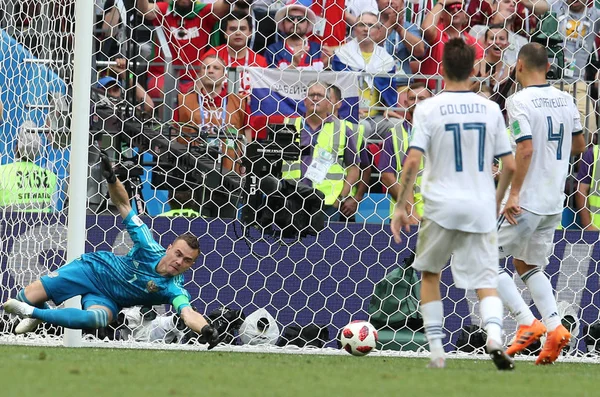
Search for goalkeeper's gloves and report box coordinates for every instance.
[99,150,117,184]
[201,324,220,350]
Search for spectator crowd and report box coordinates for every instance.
[6,0,600,227]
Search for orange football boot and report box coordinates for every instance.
[506,319,547,357]
[536,325,571,365]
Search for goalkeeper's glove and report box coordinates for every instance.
[201,324,220,350]
[99,150,117,184]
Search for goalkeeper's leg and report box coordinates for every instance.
[14,283,51,334]
[4,299,112,329]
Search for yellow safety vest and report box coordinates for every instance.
[389,126,424,217]
[158,209,201,217]
[588,145,600,228]
[0,161,56,212]
[343,121,365,198]
[282,117,347,206]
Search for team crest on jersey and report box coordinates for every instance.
[146,280,159,293]
[47,271,59,278]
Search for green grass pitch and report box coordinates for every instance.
[0,345,597,397]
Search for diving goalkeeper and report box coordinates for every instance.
[2,152,220,348]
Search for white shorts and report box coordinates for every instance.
[497,210,561,268]
[412,218,499,290]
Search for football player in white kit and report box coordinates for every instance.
[391,38,516,370]
[496,42,586,364]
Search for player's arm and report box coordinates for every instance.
[572,132,586,156]
[100,151,133,220]
[135,0,160,20]
[391,148,422,243]
[496,153,516,216]
[503,139,532,224]
[179,306,221,349]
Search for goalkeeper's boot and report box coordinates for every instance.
[506,318,546,357]
[15,318,42,334]
[486,339,515,371]
[3,299,34,319]
[536,324,570,365]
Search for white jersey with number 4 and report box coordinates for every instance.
[410,91,512,233]
[506,84,583,215]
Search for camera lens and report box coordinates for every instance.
[177,29,186,39]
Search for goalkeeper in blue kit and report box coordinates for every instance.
[2,152,220,347]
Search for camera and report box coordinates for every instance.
[241,124,325,239]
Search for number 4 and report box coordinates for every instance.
[445,123,486,172]
[547,116,564,160]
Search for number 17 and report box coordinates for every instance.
[445,122,486,172]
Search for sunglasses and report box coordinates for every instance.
[286,15,308,23]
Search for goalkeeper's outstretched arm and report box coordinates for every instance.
[180,306,220,349]
[100,151,133,220]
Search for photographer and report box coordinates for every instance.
[175,54,249,173]
[281,81,360,222]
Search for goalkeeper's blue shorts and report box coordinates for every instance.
[40,259,119,319]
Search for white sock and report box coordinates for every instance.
[421,301,445,359]
[497,271,535,326]
[522,268,561,331]
[480,296,504,344]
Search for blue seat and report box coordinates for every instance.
[356,193,391,224]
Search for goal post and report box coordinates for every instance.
[62,0,95,348]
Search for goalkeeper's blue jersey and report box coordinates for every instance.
[79,210,191,313]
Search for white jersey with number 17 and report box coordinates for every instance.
[409,91,512,233]
[506,85,583,216]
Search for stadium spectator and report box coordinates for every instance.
[346,0,378,24]
[307,0,347,49]
[175,55,248,172]
[0,122,57,212]
[204,10,268,96]
[332,12,399,139]
[159,190,201,217]
[328,84,371,221]
[265,0,324,70]
[135,0,231,97]
[473,25,513,108]
[99,58,155,113]
[101,0,156,61]
[246,0,282,53]
[2,152,220,350]
[469,0,529,67]
[420,0,484,90]
[575,144,600,231]
[378,82,432,221]
[551,0,600,137]
[281,81,360,221]
[377,0,426,89]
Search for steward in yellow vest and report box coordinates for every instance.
[158,209,201,217]
[282,116,360,208]
[577,145,600,230]
[0,129,57,212]
[380,124,424,220]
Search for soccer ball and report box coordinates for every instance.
[340,320,378,356]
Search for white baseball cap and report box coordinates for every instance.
[17,121,42,160]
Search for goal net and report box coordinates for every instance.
[0,0,598,360]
